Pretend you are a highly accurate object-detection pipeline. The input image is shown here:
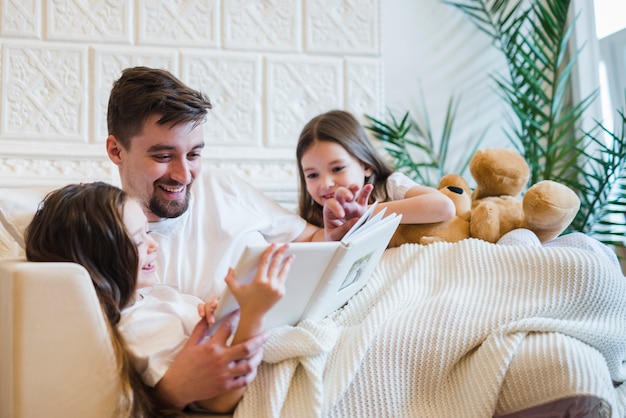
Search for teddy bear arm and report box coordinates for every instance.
[521,180,581,242]
[470,201,502,243]
[387,218,470,247]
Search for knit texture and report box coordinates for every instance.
[235,238,626,418]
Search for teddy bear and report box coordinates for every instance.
[387,147,581,247]
[469,148,580,243]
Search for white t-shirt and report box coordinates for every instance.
[118,285,204,387]
[149,169,307,300]
[385,172,418,200]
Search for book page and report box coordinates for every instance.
[303,211,402,320]
[348,207,388,239]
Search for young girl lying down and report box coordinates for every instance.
[24,182,293,417]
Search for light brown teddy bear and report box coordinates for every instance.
[388,147,581,247]
[469,148,580,243]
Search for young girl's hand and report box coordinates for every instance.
[323,184,373,240]
[198,296,220,326]
[225,243,293,322]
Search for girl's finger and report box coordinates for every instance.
[357,184,374,205]
[277,254,295,284]
[266,243,289,281]
[257,243,276,280]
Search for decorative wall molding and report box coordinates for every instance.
[0,141,299,206]
[1,42,88,141]
[183,52,263,146]
[1,0,41,39]
[48,0,131,42]
[305,0,380,55]
[138,0,219,47]
[223,0,300,51]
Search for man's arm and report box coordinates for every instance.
[294,184,373,242]
[151,314,266,410]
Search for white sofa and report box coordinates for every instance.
[0,258,122,417]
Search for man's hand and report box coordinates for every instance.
[323,184,373,241]
[152,312,266,410]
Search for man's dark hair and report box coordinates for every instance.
[107,66,213,149]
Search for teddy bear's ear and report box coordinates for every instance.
[440,183,472,221]
[439,173,471,196]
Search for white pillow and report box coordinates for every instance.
[0,187,51,251]
[0,224,21,257]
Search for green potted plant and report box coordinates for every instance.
[368,0,626,251]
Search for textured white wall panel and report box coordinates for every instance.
[1,0,41,38]
[223,0,301,52]
[305,0,380,55]
[137,0,219,47]
[182,51,262,146]
[2,41,88,141]
[47,0,131,43]
[0,0,381,206]
[266,55,343,147]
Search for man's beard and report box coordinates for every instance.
[149,187,191,219]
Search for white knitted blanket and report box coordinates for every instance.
[235,239,626,418]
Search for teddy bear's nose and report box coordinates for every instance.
[447,186,464,195]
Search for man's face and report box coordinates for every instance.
[107,114,205,222]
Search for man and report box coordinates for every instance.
[105,66,371,411]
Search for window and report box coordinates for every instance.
[595,0,626,131]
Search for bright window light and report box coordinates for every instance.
[594,0,626,39]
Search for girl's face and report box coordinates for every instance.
[300,140,372,207]
[122,199,159,289]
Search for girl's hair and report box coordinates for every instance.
[24,182,167,417]
[296,109,394,227]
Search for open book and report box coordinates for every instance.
[211,203,401,331]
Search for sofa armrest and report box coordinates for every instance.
[0,258,122,418]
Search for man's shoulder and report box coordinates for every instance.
[194,168,258,194]
[196,168,244,185]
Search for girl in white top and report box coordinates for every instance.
[296,110,456,228]
[24,182,293,417]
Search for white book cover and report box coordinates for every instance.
[211,203,401,331]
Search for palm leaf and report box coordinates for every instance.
[365,95,485,187]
